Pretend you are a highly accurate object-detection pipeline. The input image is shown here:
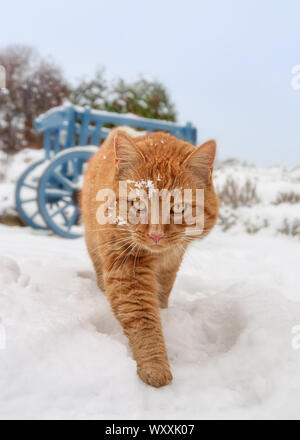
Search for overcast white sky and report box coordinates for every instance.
[1,0,300,166]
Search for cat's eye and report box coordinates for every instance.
[132,198,146,212]
[171,202,185,214]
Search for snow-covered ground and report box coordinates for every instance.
[0,149,300,418]
[0,224,300,419]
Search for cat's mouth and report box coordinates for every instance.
[145,241,166,252]
[132,234,172,253]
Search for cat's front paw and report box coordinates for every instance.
[138,363,173,388]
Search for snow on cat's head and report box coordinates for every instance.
[112,131,219,252]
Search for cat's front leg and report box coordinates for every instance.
[157,250,185,308]
[103,253,172,387]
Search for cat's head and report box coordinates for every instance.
[113,130,219,253]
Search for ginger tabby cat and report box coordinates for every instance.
[81,128,219,387]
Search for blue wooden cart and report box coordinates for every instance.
[15,104,197,239]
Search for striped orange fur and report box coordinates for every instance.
[81,128,219,387]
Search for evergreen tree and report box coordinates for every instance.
[105,77,176,121]
[70,69,107,110]
[70,72,177,122]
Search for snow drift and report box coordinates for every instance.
[0,225,300,419]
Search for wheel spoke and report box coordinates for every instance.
[61,210,69,225]
[52,171,76,191]
[23,182,37,190]
[31,210,39,220]
[71,158,79,182]
[21,197,37,204]
[44,188,72,198]
[50,201,73,219]
[67,206,79,230]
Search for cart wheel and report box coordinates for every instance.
[38,147,98,239]
[16,159,49,230]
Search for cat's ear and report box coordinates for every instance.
[114,131,144,177]
[184,140,216,184]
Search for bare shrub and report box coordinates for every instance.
[217,212,238,231]
[0,45,69,154]
[217,177,260,208]
[277,218,300,238]
[218,212,269,234]
[0,153,10,182]
[273,191,300,205]
[245,219,269,234]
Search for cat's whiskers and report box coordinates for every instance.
[89,236,132,255]
[133,244,141,279]
[106,241,135,279]
[86,226,130,233]
[119,242,139,282]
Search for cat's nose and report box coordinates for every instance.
[148,231,164,244]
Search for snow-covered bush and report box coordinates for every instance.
[277,218,300,237]
[70,70,177,122]
[273,191,300,205]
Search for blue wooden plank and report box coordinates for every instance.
[35,108,67,131]
[86,111,188,134]
[78,108,91,146]
[44,129,51,159]
[64,107,76,148]
[91,120,102,145]
[54,128,60,154]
